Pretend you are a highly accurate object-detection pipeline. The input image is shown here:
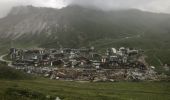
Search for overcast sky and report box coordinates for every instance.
[0,0,170,18]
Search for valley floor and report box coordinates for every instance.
[0,79,170,100]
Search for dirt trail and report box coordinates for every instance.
[0,54,13,67]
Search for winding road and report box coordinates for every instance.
[0,54,13,67]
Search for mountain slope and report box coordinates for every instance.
[0,5,170,66]
[0,6,170,47]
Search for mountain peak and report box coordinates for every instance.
[8,6,35,16]
[8,5,58,16]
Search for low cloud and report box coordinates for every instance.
[0,0,67,18]
[68,0,170,13]
[0,0,170,18]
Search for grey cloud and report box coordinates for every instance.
[68,0,170,13]
[0,0,170,18]
[0,0,67,18]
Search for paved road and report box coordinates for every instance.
[0,54,13,67]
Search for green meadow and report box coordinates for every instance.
[0,79,170,100]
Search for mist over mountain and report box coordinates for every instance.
[0,5,170,49]
[1,0,170,18]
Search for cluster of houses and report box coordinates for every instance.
[9,47,157,81]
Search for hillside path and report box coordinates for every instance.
[0,54,13,67]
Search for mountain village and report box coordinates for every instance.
[8,47,158,82]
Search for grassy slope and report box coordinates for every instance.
[0,39,39,54]
[0,79,170,100]
[0,61,33,80]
